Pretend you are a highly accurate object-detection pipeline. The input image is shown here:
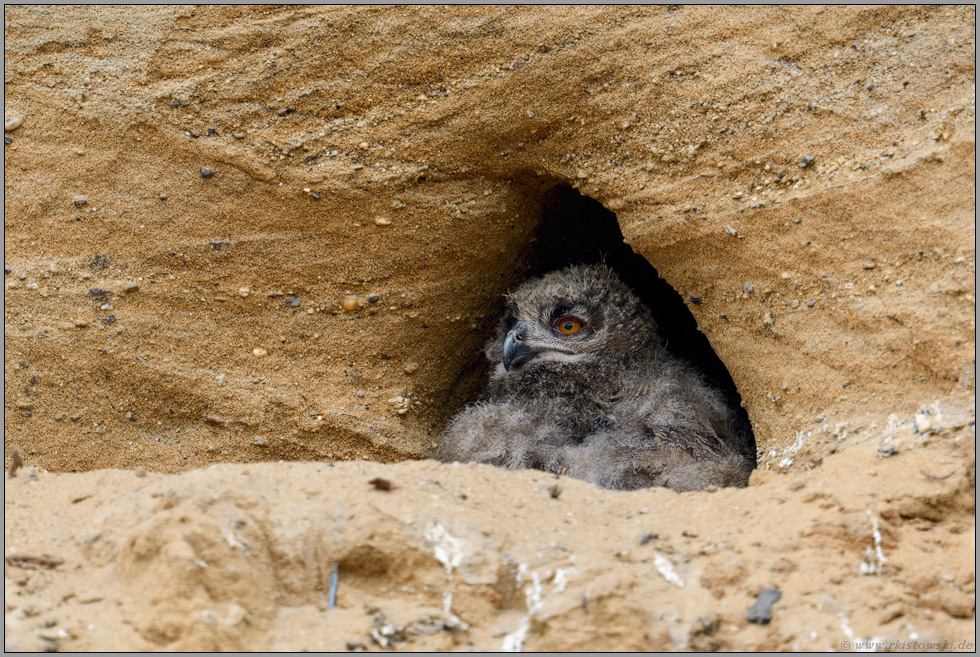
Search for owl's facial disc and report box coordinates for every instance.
[501,315,592,372]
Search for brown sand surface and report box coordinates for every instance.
[4,5,975,651]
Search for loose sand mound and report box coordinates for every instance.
[4,5,975,651]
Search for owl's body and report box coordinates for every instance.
[436,264,753,491]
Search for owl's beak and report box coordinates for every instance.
[503,325,538,371]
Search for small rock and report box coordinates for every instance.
[200,168,214,178]
[374,217,391,226]
[342,296,359,311]
[862,262,876,270]
[763,312,776,326]
[799,154,815,168]
[403,361,419,374]
[877,446,898,458]
[123,282,140,294]
[3,136,11,144]
[390,200,406,210]
[252,348,268,357]
[216,374,226,387]
[368,295,379,303]
[253,437,269,447]
[124,411,134,421]
[16,402,35,411]
[747,589,782,624]
[134,467,147,478]
[914,413,933,434]
[238,287,250,297]
[790,300,800,308]
[74,320,89,328]
[284,295,300,307]
[277,107,294,116]
[387,396,410,415]
[158,194,168,201]
[725,226,738,236]
[74,199,88,207]
[5,115,24,132]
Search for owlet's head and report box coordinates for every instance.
[486,264,662,381]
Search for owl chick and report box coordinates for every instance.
[436,264,753,491]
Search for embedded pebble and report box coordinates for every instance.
[387,396,411,414]
[355,390,365,398]
[253,437,269,447]
[252,348,268,357]
[790,300,800,308]
[123,282,140,294]
[238,287,250,297]
[374,217,391,226]
[16,402,35,411]
[747,589,782,624]
[914,413,933,434]
[216,373,226,387]
[74,320,89,328]
[342,296,359,311]
[725,226,738,236]
[799,154,815,168]
[763,312,776,326]
[200,168,214,178]
[368,295,379,303]
[403,361,419,374]
[285,295,301,307]
[359,141,369,149]
[5,116,24,132]
[390,200,406,210]
[134,467,147,478]
[158,194,169,201]
[74,199,88,207]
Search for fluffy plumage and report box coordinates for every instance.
[436,264,753,491]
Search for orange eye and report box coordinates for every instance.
[554,316,583,335]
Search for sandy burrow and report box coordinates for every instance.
[4,421,975,652]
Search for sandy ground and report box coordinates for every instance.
[4,5,975,651]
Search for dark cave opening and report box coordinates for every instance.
[526,183,757,463]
